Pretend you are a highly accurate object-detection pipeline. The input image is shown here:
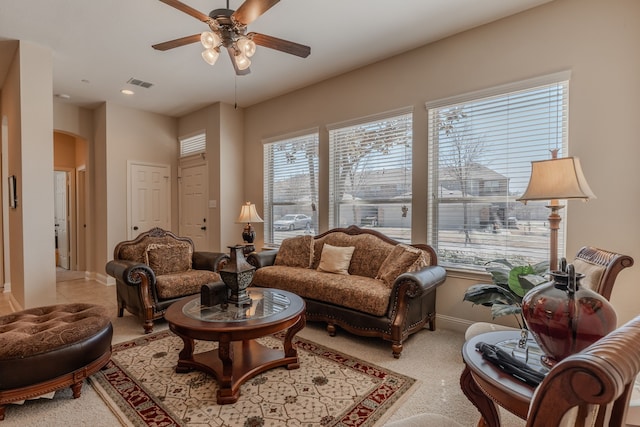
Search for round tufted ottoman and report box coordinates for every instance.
[0,303,112,420]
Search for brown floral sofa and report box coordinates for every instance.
[247,225,447,358]
[105,228,228,333]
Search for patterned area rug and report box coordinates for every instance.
[90,330,417,426]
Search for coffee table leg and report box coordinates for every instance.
[217,334,233,392]
[174,334,195,373]
[283,313,305,369]
[460,364,501,427]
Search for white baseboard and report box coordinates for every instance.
[436,314,474,334]
[92,272,115,286]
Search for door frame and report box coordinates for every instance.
[54,167,76,271]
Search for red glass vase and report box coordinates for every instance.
[521,264,617,367]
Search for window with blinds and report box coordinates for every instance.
[427,73,570,270]
[328,108,413,243]
[179,132,206,157]
[263,131,319,245]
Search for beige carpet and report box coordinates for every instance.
[0,312,525,426]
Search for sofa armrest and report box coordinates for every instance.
[246,249,279,269]
[192,251,229,271]
[387,265,447,311]
[105,259,156,287]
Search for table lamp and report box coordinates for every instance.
[516,151,596,272]
[235,201,263,251]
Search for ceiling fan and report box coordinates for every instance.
[152,0,311,75]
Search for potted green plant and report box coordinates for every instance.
[463,259,549,329]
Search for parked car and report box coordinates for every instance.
[274,214,312,231]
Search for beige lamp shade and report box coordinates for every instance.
[517,157,596,203]
[235,202,264,224]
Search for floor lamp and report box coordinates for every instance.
[517,154,596,272]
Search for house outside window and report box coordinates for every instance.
[427,73,570,270]
[328,108,413,243]
[263,130,319,246]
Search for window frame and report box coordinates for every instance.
[263,129,319,246]
[327,107,413,243]
[426,71,571,271]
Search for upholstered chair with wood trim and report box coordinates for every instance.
[386,313,640,427]
[106,227,229,333]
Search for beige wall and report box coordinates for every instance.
[103,104,178,280]
[2,41,56,308]
[243,0,640,328]
[178,102,245,252]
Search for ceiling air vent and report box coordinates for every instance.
[126,78,154,89]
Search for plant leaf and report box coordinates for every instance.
[463,284,520,306]
[508,265,536,297]
[485,266,510,285]
[491,303,522,318]
[518,274,548,294]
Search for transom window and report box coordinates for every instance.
[427,73,570,270]
[179,131,206,157]
[263,131,319,245]
[328,108,413,243]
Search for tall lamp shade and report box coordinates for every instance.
[517,156,596,271]
[235,202,263,244]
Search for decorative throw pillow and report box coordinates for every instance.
[376,244,426,288]
[274,235,314,268]
[144,243,192,276]
[317,243,355,275]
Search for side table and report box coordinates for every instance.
[460,330,548,427]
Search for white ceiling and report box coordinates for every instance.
[0,0,552,117]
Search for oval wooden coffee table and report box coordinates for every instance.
[165,287,305,404]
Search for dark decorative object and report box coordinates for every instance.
[200,281,228,308]
[522,262,617,367]
[219,245,255,307]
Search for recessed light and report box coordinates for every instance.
[121,89,134,95]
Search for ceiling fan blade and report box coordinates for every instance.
[227,47,251,76]
[249,33,310,58]
[159,0,210,22]
[152,34,201,51]
[233,0,279,26]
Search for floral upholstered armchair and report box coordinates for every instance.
[105,227,228,333]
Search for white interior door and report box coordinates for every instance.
[179,162,208,250]
[129,163,170,238]
[54,171,69,269]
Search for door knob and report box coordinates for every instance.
[133,226,139,230]
[201,226,207,230]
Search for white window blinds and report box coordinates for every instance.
[263,131,319,245]
[427,74,569,269]
[328,108,413,243]
[179,132,206,157]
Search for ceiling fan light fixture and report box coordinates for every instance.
[200,31,221,49]
[236,37,256,57]
[233,50,251,70]
[201,47,220,65]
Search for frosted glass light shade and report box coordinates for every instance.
[201,48,220,65]
[234,51,251,70]
[237,37,256,57]
[200,31,221,49]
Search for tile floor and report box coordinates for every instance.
[0,269,117,316]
